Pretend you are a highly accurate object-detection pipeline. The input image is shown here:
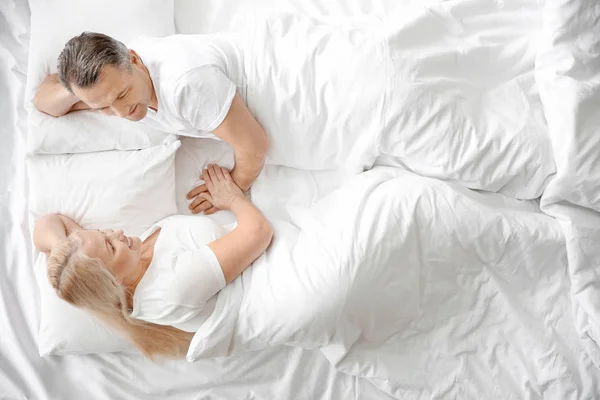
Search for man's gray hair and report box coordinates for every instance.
[57,32,131,92]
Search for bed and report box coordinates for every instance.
[3,0,600,399]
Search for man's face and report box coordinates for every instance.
[72,52,153,121]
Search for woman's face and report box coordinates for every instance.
[75,229,144,285]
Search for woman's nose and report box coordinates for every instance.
[106,229,123,239]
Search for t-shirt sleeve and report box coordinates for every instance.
[174,65,237,132]
[167,245,226,308]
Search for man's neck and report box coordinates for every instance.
[142,62,159,111]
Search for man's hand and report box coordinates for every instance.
[187,181,218,215]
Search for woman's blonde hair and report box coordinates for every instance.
[47,234,193,359]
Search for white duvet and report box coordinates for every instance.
[183,0,600,397]
[242,0,555,199]
[535,0,600,371]
[188,166,580,397]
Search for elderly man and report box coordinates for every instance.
[34,32,267,215]
[35,12,551,207]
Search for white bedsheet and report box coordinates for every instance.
[7,0,600,399]
[0,1,393,399]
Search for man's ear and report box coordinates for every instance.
[129,49,140,66]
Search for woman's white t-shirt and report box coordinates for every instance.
[130,215,231,333]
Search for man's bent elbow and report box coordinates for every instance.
[33,94,64,117]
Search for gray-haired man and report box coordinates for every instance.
[34,32,268,215]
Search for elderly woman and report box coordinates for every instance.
[33,164,273,358]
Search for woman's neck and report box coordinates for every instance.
[125,228,161,302]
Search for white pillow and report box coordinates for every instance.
[26,0,176,154]
[28,136,181,356]
[27,110,171,155]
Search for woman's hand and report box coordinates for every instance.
[199,164,245,211]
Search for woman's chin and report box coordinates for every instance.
[131,236,141,250]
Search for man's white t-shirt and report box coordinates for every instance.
[130,33,246,138]
[130,215,233,333]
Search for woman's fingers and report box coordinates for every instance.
[208,164,220,183]
[221,167,233,181]
[202,168,216,193]
[214,165,226,181]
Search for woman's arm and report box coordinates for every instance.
[33,214,83,255]
[201,164,273,283]
[33,74,90,117]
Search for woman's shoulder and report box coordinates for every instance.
[154,214,229,246]
[157,214,224,229]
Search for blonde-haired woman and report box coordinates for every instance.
[33,164,273,359]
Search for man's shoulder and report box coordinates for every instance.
[134,35,225,78]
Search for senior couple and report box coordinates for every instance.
[31,19,472,358]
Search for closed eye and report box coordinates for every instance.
[103,235,114,254]
[118,90,128,100]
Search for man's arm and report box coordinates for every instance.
[212,93,268,191]
[186,93,268,215]
[33,74,90,117]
